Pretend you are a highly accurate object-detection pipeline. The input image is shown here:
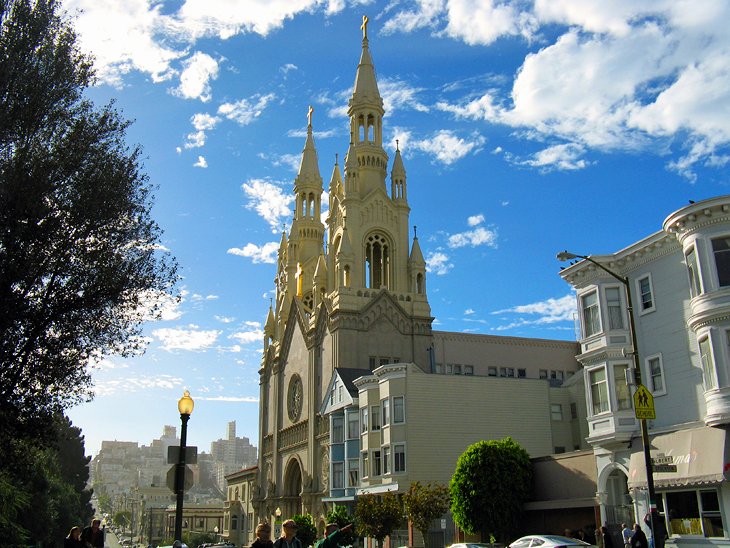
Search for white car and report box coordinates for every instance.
[509,535,594,548]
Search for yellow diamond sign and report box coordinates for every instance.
[633,384,655,420]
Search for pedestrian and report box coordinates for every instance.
[81,519,104,548]
[644,510,667,548]
[631,523,648,548]
[601,526,614,548]
[252,522,274,548]
[65,526,83,548]
[621,523,631,548]
[315,523,354,548]
[274,519,303,548]
[595,528,604,548]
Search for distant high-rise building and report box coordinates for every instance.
[209,421,257,490]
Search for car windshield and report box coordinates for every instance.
[543,536,588,545]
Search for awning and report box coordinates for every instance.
[628,426,729,488]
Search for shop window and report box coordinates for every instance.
[665,489,724,537]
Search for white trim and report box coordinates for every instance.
[356,483,399,495]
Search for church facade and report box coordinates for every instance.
[252,19,588,535]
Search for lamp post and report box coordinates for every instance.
[174,390,195,543]
[557,251,658,535]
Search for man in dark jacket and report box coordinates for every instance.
[81,519,104,548]
[631,523,648,548]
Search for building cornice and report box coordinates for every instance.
[432,330,579,351]
[663,195,730,238]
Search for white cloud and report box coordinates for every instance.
[411,130,486,165]
[94,374,185,396]
[218,93,276,125]
[152,326,221,351]
[136,289,183,321]
[173,51,219,102]
[228,242,279,264]
[464,308,475,315]
[379,78,429,113]
[381,0,445,35]
[426,251,453,275]
[191,294,219,301]
[444,0,535,45]
[195,395,259,403]
[241,179,294,232]
[230,324,264,344]
[280,63,298,74]
[519,143,588,171]
[193,155,208,168]
[184,113,221,149]
[215,315,236,323]
[467,214,485,226]
[448,226,498,248]
[493,293,577,325]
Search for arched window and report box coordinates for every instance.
[416,273,424,294]
[365,233,391,289]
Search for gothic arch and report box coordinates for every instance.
[598,462,633,526]
[283,456,304,516]
[364,231,393,289]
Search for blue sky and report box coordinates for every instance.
[63,0,730,458]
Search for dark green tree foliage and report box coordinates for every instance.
[403,482,450,548]
[2,414,94,545]
[0,0,177,444]
[326,504,357,545]
[293,514,318,547]
[450,438,532,543]
[354,493,404,548]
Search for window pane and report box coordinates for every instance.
[614,364,631,410]
[686,248,702,297]
[394,444,406,472]
[649,357,664,393]
[382,399,390,426]
[393,396,405,423]
[699,337,717,389]
[639,277,653,310]
[332,416,344,443]
[606,287,625,329]
[701,490,720,512]
[590,368,609,414]
[667,491,701,535]
[550,404,562,421]
[371,406,380,430]
[712,237,730,287]
[361,408,368,433]
[347,412,359,439]
[582,291,601,337]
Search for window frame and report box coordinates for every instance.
[711,236,730,288]
[588,366,610,415]
[332,461,345,489]
[370,405,381,430]
[550,403,563,421]
[347,458,359,487]
[347,410,359,439]
[580,289,602,338]
[381,398,390,427]
[393,443,406,473]
[382,445,390,475]
[613,362,632,411]
[604,284,626,330]
[360,407,368,434]
[331,415,344,443]
[372,450,382,476]
[393,396,405,424]
[636,273,656,315]
[686,245,703,298]
[699,335,718,390]
[646,353,667,396]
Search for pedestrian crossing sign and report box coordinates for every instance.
[633,384,655,419]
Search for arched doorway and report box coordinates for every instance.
[604,468,633,526]
[283,458,303,517]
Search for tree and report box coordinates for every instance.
[293,514,318,547]
[355,493,404,548]
[327,504,357,546]
[450,438,532,543]
[403,482,450,548]
[0,0,177,445]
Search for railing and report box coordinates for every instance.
[279,420,308,450]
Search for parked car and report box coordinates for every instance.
[509,535,593,548]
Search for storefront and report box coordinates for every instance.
[627,426,730,543]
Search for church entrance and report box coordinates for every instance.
[282,458,303,518]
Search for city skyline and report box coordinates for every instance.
[63,0,730,457]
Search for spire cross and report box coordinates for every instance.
[335,153,339,164]
[396,139,400,151]
[307,105,314,127]
[414,225,417,238]
[361,15,369,39]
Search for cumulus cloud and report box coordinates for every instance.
[493,293,577,331]
[193,155,208,168]
[173,51,219,102]
[447,214,498,249]
[218,93,276,125]
[519,143,588,171]
[241,179,294,232]
[426,251,453,275]
[184,113,221,149]
[152,326,221,351]
[394,128,486,165]
[227,242,280,264]
[230,322,264,344]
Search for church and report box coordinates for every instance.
[251,17,589,539]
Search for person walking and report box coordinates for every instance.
[631,523,649,548]
[315,523,354,548]
[252,522,274,548]
[601,526,615,548]
[65,526,83,548]
[81,519,104,548]
[621,523,632,548]
[274,519,303,548]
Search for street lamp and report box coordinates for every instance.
[174,390,195,543]
[557,251,658,537]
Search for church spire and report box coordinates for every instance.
[352,15,381,107]
[391,139,407,203]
